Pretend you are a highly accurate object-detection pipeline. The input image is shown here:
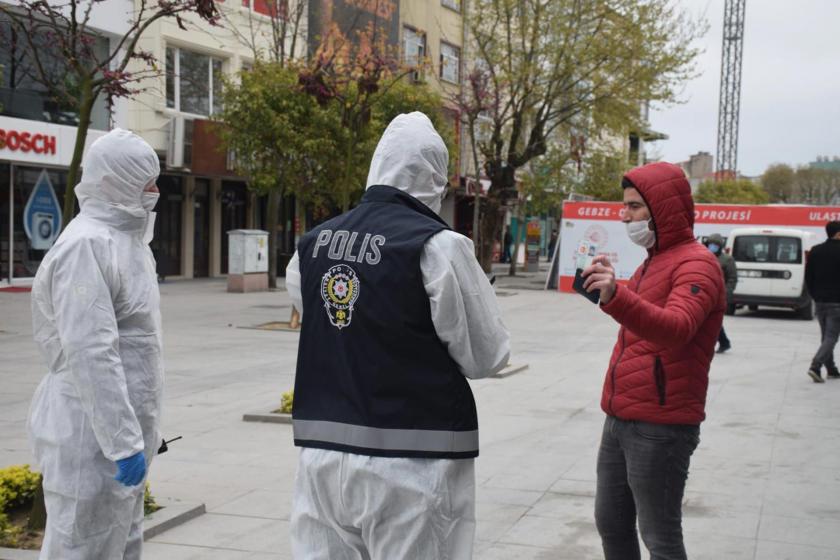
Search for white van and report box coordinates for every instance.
[724,227,818,320]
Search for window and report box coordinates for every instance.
[733,235,802,264]
[0,14,110,129]
[440,42,460,84]
[166,46,224,116]
[442,0,461,11]
[775,237,802,264]
[403,26,425,69]
[241,0,287,17]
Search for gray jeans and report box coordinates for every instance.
[595,416,700,560]
[812,302,840,370]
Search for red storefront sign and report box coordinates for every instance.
[0,128,57,155]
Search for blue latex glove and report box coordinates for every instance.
[115,452,146,487]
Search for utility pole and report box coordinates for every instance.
[716,0,747,178]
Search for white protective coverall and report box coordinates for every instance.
[286,112,511,559]
[28,128,164,559]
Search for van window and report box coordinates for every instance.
[733,235,801,264]
[775,237,802,263]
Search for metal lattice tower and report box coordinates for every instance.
[716,0,746,177]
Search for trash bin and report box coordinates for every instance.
[227,229,269,293]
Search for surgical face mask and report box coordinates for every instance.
[626,219,655,249]
[708,243,721,254]
[141,192,160,211]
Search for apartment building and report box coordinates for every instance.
[0,0,303,284]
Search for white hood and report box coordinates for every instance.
[75,128,160,212]
[365,112,449,214]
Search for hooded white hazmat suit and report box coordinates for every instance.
[286,112,511,558]
[28,128,164,559]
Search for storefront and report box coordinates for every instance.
[0,116,107,285]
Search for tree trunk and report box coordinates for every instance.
[342,130,355,213]
[27,477,47,531]
[267,188,280,288]
[477,196,501,273]
[470,133,481,253]
[508,202,525,277]
[62,83,95,230]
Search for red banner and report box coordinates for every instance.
[565,202,840,228]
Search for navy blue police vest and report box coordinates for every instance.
[292,185,479,459]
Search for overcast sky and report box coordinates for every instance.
[648,0,840,177]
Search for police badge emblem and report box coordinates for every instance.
[321,264,360,329]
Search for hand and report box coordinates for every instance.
[582,255,617,304]
[115,452,146,487]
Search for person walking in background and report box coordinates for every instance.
[547,229,558,262]
[503,227,513,263]
[582,162,725,560]
[707,233,737,353]
[805,220,840,383]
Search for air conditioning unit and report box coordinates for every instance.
[166,116,194,169]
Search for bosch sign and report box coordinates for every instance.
[0,128,57,155]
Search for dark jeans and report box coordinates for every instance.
[812,302,840,370]
[595,416,700,560]
[718,326,731,348]
[502,246,512,263]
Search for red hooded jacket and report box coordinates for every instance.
[600,162,725,425]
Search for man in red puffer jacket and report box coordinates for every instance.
[582,162,725,560]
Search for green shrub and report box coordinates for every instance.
[280,390,294,414]
[144,483,160,516]
[0,465,41,547]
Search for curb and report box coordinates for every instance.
[0,548,36,560]
[238,322,301,332]
[0,499,205,560]
[143,499,206,540]
[491,363,530,379]
[243,411,293,424]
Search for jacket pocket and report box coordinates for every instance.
[654,356,667,406]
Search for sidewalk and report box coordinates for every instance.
[1,279,839,559]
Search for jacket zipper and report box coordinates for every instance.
[608,257,651,415]
[654,356,666,406]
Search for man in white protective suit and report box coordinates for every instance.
[28,128,164,559]
[286,111,511,559]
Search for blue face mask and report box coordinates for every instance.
[708,243,720,254]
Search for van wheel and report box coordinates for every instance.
[748,305,759,312]
[797,302,814,321]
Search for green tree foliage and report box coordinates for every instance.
[519,146,629,218]
[217,62,343,286]
[761,163,796,203]
[695,179,769,204]
[578,151,630,202]
[760,163,840,205]
[217,62,455,285]
[463,0,706,269]
[793,167,840,205]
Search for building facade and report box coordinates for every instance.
[0,0,133,284]
[1,0,304,285]
[679,151,715,192]
[2,0,470,285]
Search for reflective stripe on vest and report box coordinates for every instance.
[293,419,479,454]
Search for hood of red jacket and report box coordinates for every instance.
[623,162,695,252]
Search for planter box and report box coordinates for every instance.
[242,411,293,424]
[0,499,205,560]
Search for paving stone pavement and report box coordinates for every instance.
[1,277,839,559]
